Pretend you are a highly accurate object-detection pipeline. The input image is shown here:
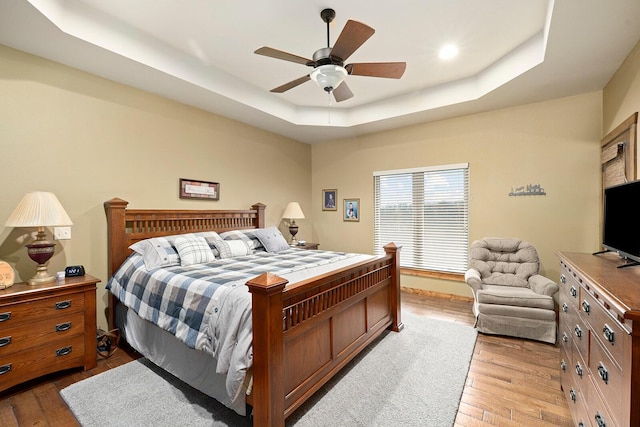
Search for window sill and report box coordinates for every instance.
[400,267,464,282]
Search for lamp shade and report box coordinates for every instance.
[5,192,73,227]
[282,202,305,220]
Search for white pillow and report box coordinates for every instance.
[214,239,252,258]
[175,235,215,266]
[253,227,291,253]
[227,240,252,257]
[129,237,180,270]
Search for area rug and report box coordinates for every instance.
[61,310,477,427]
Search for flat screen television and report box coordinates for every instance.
[601,179,640,267]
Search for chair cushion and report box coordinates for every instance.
[469,238,540,288]
[477,285,555,310]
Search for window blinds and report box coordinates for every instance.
[373,163,469,273]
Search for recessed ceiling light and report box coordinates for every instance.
[439,44,459,60]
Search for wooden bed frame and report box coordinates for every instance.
[104,198,402,427]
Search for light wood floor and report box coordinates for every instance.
[0,291,573,426]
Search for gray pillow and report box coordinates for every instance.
[253,227,291,253]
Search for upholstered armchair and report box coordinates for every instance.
[464,237,559,344]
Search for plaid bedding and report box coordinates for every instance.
[106,248,359,399]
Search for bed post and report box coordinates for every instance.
[252,203,266,228]
[384,242,403,332]
[246,272,289,427]
[104,198,128,329]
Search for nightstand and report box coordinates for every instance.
[0,274,99,392]
[293,242,319,250]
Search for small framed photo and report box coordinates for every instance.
[322,189,337,211]
[343,198,360,222]
[180,178,220,200]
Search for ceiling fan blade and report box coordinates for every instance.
[333,82,354,102]
[254,47,312,65]
[330,20,375,62]
[347,62,407,79]
[270,75,311,93]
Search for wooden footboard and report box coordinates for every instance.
[104,198,401,427]
[247,244,402,426]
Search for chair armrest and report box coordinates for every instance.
[528,274,559,296]
[465,269,482,294]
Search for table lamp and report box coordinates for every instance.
[5,192,73,285]
[282,202,305,245]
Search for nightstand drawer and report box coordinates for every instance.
[0,310,85,357]
[0,333,85,391]
[0,292,84,325]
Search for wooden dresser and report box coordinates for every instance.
[0,275,99,392]
[557,252,640,427]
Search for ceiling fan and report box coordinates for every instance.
[254,8,406,102]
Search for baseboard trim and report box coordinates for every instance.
[401,286,473,303]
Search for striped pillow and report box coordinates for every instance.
[175,235,215,266]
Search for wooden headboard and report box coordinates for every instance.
[104,198,265,277]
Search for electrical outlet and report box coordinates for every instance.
[54,226,71,240]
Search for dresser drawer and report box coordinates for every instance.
[0,310,85,357]
[585,375,618,427]
[559,297,576,356]
[589,335,624,426]
[559,267,581,310]
[0,333,85,391]
[580,290,628,367]
[572,311,590,361]
[571,342,589,397]
[0,292,84,325]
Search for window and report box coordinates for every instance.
[373,163,469,274]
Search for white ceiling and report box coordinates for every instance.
[1,0,640,143]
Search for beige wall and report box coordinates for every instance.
[312,92,603,297]
[603,39,640,135]
[0,45,311,328]
[603,38,640,181]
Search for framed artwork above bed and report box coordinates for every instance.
[180,178,220,200]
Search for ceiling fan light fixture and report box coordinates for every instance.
[310,64,348,93]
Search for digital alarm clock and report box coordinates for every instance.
[65,265,85,277]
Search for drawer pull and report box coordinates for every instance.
[570,286,577,298]
[574,325,582,339]
[562,303,568,313]
[582,300,590,314]
[569,388,577,402]
[56,346,72,357]
[575,362,583,378]
[0,336,11,348]
[55,300,71,310]
[595,412,606,427]
[0,312,11,322]
[603,324,615,344]
[0,363,12,375]
[562,332,568,343]
[560,274,566,284]
[597,362,609,384]
[560,359,567,371]
[578,422,585,427]
[55,322,72,332]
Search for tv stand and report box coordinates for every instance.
[557,251,640,427]
[619,259,640,269]
[592,249,611,255]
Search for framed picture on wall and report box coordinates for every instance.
[343,198,360,222]
[180,178,220,200]
[322,189,337,211]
